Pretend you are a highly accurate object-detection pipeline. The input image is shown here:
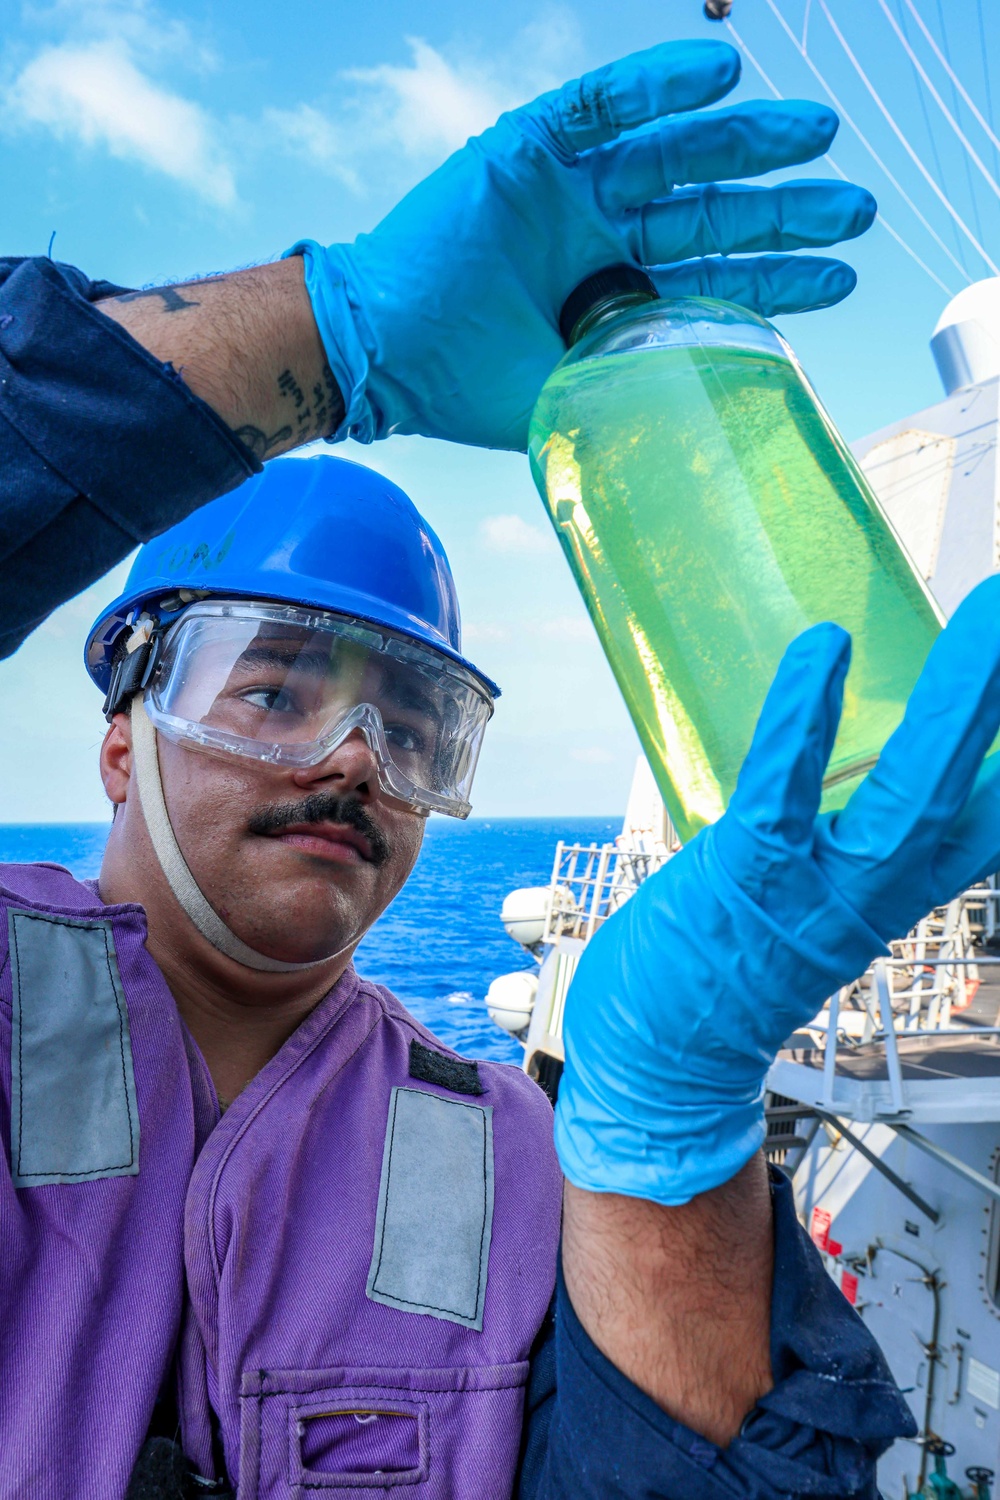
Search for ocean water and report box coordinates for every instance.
[0,817,619,1064]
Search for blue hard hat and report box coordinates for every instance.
[85,455,498,698]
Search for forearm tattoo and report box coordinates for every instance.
[234,363,344,459]
[232,422,295,459]
[279,364,342,440]
[104,273,345,458]
[112,285,202,312]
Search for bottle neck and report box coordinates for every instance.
[568,289,660,346]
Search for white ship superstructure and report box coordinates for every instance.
[486,284,1000,1498]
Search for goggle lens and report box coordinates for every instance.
[144,603,493,816]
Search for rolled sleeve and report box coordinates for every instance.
[0,256,258,657]
[518,1168,914,1499]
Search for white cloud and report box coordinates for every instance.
[5,39,235,205]
[463,622,510,644]
[26,0,213,67]
[346,38,513,159]
[262,104,360,190]
[517,12,582,74]
[571,746,615,765]
[3,5,581,208]
[270,13,581,182]
[480,513,554,556]
[539,615,593,643]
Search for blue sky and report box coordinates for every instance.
[1,0,998,819]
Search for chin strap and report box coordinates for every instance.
[130,694,326,974]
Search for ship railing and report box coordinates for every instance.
[764,882,1000,1207]
[881,883,996,1029]
[541,840,671,944]
[769,944,1000,1215]
[771,883,1000,1130]
[812,883,1000,1045]
[815,956,1000,1120]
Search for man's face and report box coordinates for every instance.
[100,625,429,966]
[152,727,426,964]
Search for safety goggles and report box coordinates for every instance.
[140,600,495,818]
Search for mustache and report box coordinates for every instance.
[247,792,391,867]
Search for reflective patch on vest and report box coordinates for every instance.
[366,1086,494,1330]
[8,908,140,1187]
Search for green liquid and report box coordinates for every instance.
[529,342,943,843]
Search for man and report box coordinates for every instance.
[0,33,985,1500]
[1,454,927,1500]
[11,467,1000,1500]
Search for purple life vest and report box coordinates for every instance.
[0,863,562,1498]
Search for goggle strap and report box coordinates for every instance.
[131,696,328,974]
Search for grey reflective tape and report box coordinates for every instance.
[8,909,140,1187]
[367,1086,494,1330]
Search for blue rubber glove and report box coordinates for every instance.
[287,39,876,450]
[555,575,1000,1206]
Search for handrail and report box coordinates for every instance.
[819,986,843,1109]
[541,840,670,943]
[800,878,1000,1120]
[889,1121,1000,1206]
[874,958,908,1116]
[882,956,1000,967]
[814,1110,940,1223]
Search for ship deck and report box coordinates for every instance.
[768,953,1000,1122]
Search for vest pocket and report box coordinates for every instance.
[295,1399,426,1484]
[238,1363,528,1498]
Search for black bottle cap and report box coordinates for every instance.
[558,263,659,346]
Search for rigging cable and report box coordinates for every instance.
[878,0,1000,205]
[725,19,955,298]
[935,0,989,259]
[974,0,1000,183]
[894,0,968,273]
[902,0,1000,162]
[818,0,999,275]
[758,0,973,285]
[726,21,783,100]
[930,0,987,256]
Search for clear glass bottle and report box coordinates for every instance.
[529,271,943,844]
